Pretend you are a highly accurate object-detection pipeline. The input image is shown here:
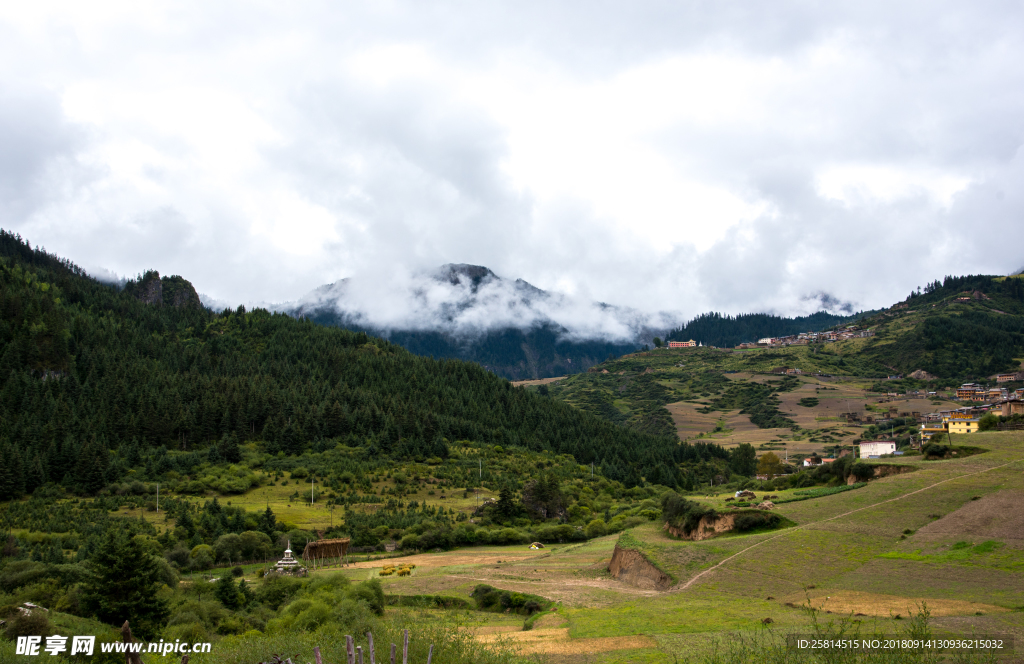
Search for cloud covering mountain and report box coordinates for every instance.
[288,263,677,344]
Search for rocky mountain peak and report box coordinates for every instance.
[125,270,201,308]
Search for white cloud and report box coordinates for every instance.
[1,1,1023,321]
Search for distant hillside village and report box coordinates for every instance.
[658,325,1024,462]
[664,324,874,351]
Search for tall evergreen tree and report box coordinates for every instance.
[81,529,170,640]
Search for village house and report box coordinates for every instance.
[956,383,983,400]
[947,418,980,434]
[1001,400,1024,417]
[859,440,896,458]
[919,423,947,441]
[669,339,697,348]
[987,388,1008,401]
[941,407,982,434]
[996,372,1022,383]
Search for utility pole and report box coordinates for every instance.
[311,473,314,506]
[156,484,159,513]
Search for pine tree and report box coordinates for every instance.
[258,506,277,537]
[81,529,170,640]
[214,574,242,609]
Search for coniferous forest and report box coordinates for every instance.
[0,229,703,499]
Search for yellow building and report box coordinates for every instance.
[919,424,947,441]
[946,418,979,434]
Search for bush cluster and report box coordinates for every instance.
[470,584,551,616]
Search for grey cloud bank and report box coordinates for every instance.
[1,1,1023,324]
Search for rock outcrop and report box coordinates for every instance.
[160,275,202,308]
[663,513,737,541]
[608,543,672,590]
[125,271,201,308]
[132,270,163,305]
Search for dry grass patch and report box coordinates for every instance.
[475,628,656,655]
[786,590,1011,617]
[346,551,543,569]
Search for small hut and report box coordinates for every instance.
[302,536,351,568]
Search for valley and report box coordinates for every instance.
[3,231,1024,663]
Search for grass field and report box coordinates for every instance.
[267,431,1024,662]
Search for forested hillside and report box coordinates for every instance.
[302,308,638,381]
[666,311,859,347]
[0,230,701,497]
[859,274,1024,378]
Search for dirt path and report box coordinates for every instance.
[674,454,1024,592]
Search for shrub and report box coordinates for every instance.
[661,492,717,534]
[732,512,781,532]
[584,519,607,538]
[978,413,998,431]
[470,584,551,615]
[850,462,874,481]
[2,609,54,640]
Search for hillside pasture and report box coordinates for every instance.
[279,433,1024,662]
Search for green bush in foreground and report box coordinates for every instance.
[187,613,517,664]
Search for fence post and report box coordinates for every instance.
[402,629,409,664]
[357,646,364,664]
[120,621,144,664]
[390,643,396,664]
[366,631,376,664]
[426,644,433,664]
[346,634,355,664]
[313,645,322,664]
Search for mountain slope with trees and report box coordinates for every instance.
[0,229,707,496]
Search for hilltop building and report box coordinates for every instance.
[669,340,696,348]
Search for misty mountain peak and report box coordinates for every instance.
[435,263,497,290]
[288,262,673,343]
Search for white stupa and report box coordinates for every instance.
[272,540,304,574]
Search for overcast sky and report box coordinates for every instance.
[2,1,1023,321]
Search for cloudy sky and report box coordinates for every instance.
[2,1,1023,322]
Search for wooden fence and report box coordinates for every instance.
[254,630,431,664]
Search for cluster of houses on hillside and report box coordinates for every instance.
[955,382,1024,401]
[664,325,875,351]
[734,326,874,349]
[917,390,1024,441]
